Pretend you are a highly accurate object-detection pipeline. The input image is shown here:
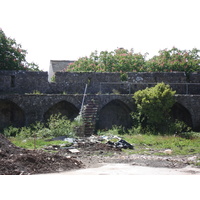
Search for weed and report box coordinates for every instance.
[32,90,43,95]
[112,89,120,95]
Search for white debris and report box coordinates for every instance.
[164,149,173,155]
[68,149,80,153]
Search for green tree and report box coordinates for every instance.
[146,47,200,74]
[66,48,148,73]
[133,82,176,134]
[0,28,39,71]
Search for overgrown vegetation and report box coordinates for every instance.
[3,114,83,149]
[4,113,83,139]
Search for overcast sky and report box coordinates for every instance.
[1,0,200,71]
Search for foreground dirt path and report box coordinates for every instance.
[45,163,200,175]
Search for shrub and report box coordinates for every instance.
[132,82,176,134]
[47,114,74,138]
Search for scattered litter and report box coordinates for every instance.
[115,139,134,149]
[107,139,134,149]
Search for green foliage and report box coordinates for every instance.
[47,114,74,138]
[146,47,200,74]
[4,113,83,139]
[51,75,56,82]
[133,82,176,134]
[3,126,20,137]
[66,48,147,73]
[66,47,200,74]
[0,28,39,71]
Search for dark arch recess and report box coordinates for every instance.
[44,101,79,121]
[97,99,133,131]
[0,100,25,130]
[171,102,193,128]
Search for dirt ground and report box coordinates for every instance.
[0,134,199,175]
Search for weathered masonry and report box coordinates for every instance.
[1,70,200,135]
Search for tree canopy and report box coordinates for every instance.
[66,47,200,74]
[0,29,39,71]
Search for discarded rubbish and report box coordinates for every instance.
[107,139,134,149]
[115,139,134,149]
[47,135,134,150]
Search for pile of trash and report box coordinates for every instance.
[48,135,134,150]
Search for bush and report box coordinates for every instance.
[47,114,74,138]
[132,82,176,134]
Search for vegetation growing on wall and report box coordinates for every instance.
[0,29,39,71]
[66,47,200,74]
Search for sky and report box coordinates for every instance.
[1,0,200,71]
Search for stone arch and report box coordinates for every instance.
[44,100,79,121]
[171,102,193,128]
[96,99,132,130]
[0,100,25,130]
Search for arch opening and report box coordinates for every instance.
[171,103,193,128]
[0,100,25,130]
[44,101,79,121]
[97,99,132,131]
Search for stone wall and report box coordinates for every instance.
[0,71,49,94]
[1,71,200,95]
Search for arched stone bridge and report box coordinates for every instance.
[1,93,200,135]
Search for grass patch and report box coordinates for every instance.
[9,137,71,150]
[118,134,200,156]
